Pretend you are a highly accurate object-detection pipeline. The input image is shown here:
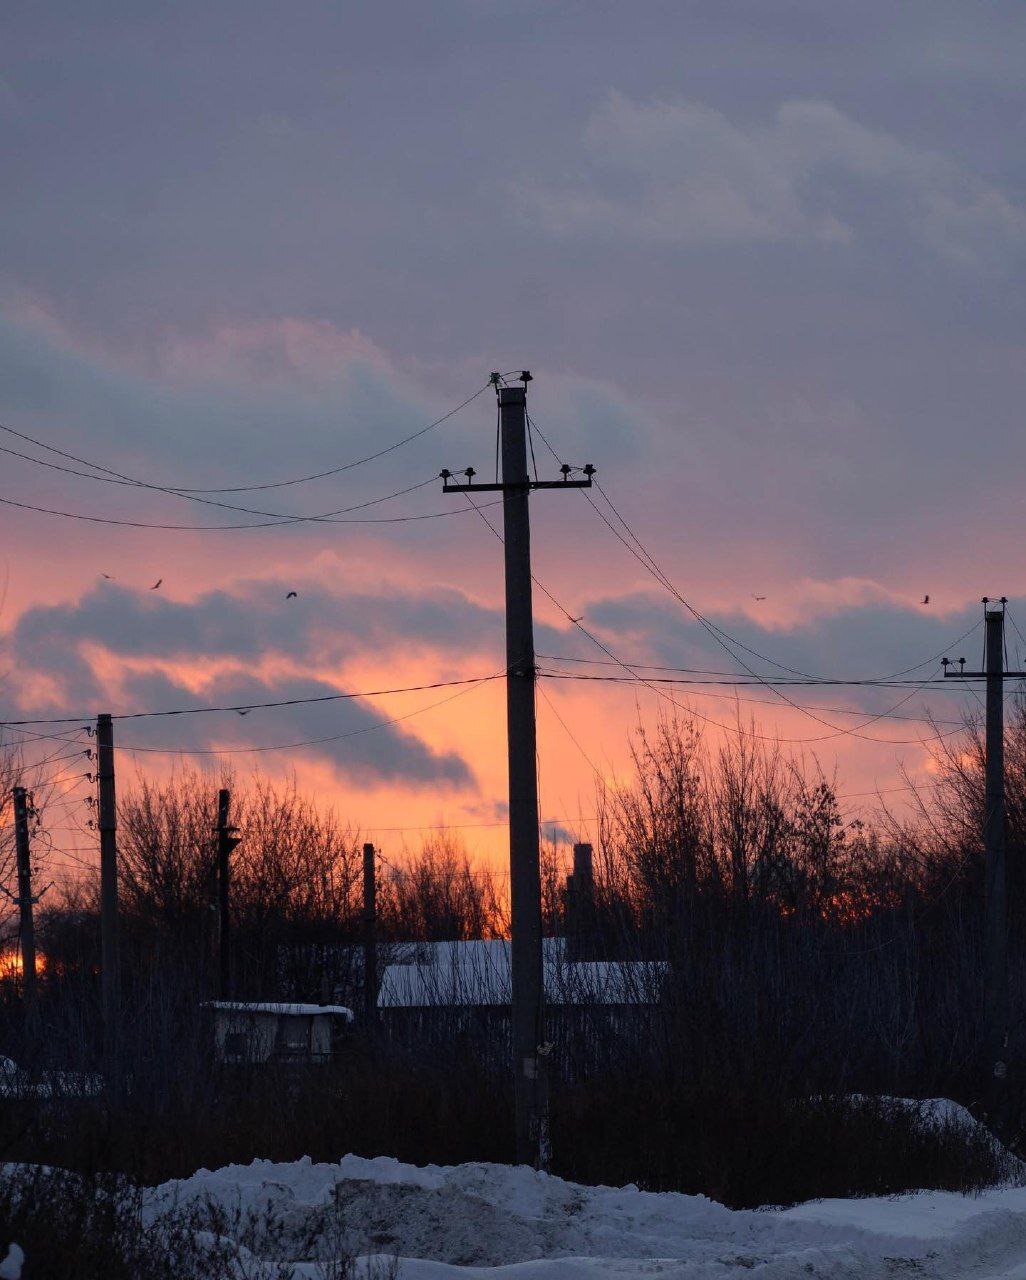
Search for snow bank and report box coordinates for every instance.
[150,1151,1026,1278]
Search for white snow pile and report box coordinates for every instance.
[148,1150,1026,1279]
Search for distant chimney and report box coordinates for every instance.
[573,842,594,885]
[565,843,596,961]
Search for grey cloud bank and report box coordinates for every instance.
[519,93,1026,263]
[1,1,1024,681]
[3,571,1002,769]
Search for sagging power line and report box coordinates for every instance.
[0,382,489,495]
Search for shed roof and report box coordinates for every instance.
[206,1001,355,1021]
[377,939,666,1009]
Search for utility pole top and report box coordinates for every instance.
[441,378,595,496]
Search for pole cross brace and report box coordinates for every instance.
[441,479,594,492]
[943,668,1026,679]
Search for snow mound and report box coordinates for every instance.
[150,1150,1026,1278]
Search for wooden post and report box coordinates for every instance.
[363,843,377,1027]
[217,789,240,1000]
[983,604,1008,1103]
[12,787,38,1018]
[438,370,595,1168]
[96,713,119,1084]
[497,383,546,1166]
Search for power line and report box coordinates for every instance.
[461,489,963,748]
[0,489,502,531]
[1,724,92,748]
[537,681,607,778]
[539,625,988,687]
[538,656,984,689]
[590,474,987,702]
[0,443,452,523]
[0,383,489,495]
[0,674,503,726]
[361,814,601,834]
[112,669,502,756]
[538,671,971,727]
[524,413,985,742]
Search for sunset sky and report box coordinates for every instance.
[2,2,1025,879]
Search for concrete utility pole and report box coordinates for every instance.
[96,712,119,1082]
[944,597,1026,1111]
[441,372,595,1167]
[12,787,38,1016]
[983,604,1008,1098]
[363,843,377,1027]
[216,789,240,1000]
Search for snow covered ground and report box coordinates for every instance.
[149,1151,1026,1279]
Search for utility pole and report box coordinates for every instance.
[96,712,119,1084]
[216,789,240,1000]
[441,371,594,1166]
[12,787,38,1017]
[944,597,1026,1112]
[363,843,377,1028]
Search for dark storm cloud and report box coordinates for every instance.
[8,579,569,669]
[1,575,574,786]
[578,588,1003,724]
[6,578,567,788]
[103,668,474,789]
[2,634,474,790]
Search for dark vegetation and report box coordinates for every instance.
[0,1164,399,1279]
[2,700,1026,1218]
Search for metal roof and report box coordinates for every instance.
[377,939,667,1008]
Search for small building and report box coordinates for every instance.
[207,1001,354,1066]
[376,938,667,1077]
[377,938,667,1010]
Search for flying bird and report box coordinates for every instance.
[236,709,250,717]
[752,595,766,602]
[922,594,930,605]
[569,615,584,624]
[100,573,114,580]
[286,591,298,599]
[150,578,163,590]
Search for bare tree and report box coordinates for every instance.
[381,830,504,941]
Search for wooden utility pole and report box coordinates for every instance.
[216,789,240,1000]
[983,603,1008,1098]
[944,597,1026,1110]
[12,787,38,1016]
[363,842,377,1027]
[96,712,119,1082]
[441,371,595,1166]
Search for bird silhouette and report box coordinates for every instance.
[100,573,114,580]
[150,578,163,590]
[236,709,250,717]
[752,595,767,602]
[286,591,298,599]
[569,615,583,624]
[922,594,930,605]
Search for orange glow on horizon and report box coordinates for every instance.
[0,947,45,982]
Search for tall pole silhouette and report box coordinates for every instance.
[441,372,594,1165]
[944,596,1026,1113]
[96,712,119,1086]
[12,787,38,1018]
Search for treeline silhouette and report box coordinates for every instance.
[2,698,1025,1207]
